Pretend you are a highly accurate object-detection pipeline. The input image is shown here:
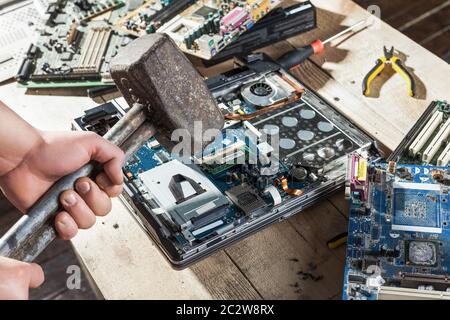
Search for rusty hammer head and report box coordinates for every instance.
[109,33,224,154]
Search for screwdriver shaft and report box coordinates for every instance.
[322,19,366,45]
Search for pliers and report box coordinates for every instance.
[363,46,416,97]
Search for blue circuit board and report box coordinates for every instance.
[125,140,166,176]
[343,162,450,300]
[122,127,286,247]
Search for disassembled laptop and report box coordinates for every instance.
[73,53,376,267]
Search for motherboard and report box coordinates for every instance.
[343,152,450,300]
[73,55,375,267]
[116,0,282,60]
[152,0,281,60]
[16,0,137,88]
[16,0,288,88]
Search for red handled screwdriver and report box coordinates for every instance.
[278,20,367,69]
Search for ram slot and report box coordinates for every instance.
[74,28,111,74]
[409,111,443,156]
[437,142,450,166]
[377,286,450,300]
[196,140,245,165]
[74,29,94,73]
[422,117,450,163]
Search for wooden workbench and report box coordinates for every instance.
[0,0,449,299]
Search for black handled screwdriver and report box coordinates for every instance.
[278,20,367,69]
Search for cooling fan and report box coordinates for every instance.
[240,73,297,107]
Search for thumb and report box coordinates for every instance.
[28,262,45,288]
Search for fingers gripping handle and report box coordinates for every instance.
[0,163,96,260]
[0,103,147,262]
[8,122,157,262]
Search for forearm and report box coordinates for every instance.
[0,101,43,177]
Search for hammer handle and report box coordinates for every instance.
[0,103,148,262]
[0,163,95,261]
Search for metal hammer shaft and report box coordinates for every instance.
[0,103,151,261]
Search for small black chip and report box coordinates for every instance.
[226,184,267,215]
[193,6,216,18]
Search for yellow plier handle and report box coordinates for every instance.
[363,47,417,97]
[391,56,416,97]
[362,57,386,96]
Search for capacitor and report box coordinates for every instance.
[145,23,156,34]
[54,42,64,53]
[256,177,265,190]
[207,17,214,33]
[213,18,221,31]
[225,172,234,184]
[193,27,201,39]
[184,34,192,49]
[290,167,308,182]
[200,23,207,35]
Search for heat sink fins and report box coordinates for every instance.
[422,117,450,163]
[409,111,443,157]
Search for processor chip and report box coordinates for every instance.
[225,184,267,215]
[407,241,438,266]
[391,182,442,233]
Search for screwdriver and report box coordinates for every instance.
[278,20,367,69]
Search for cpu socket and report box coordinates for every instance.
[391,182,442,234]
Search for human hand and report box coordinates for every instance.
[0,130,125,239]
[0,256,44,300]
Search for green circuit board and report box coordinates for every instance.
[16,0,282,88]
[16,0,138,88]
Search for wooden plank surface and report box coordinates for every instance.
[355,0,450,62]
[0,0,449,300]
[285,0,450,150]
